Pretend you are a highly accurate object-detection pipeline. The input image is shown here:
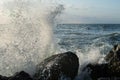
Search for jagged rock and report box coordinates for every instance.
[105,44,120,62]
[34,51,79,80]
[105,44,120,74]
[83,44,120,80]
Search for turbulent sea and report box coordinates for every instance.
[0,1,120,80]
[55,24,120,55]
[0,22,120,80]
[54,24,120,79]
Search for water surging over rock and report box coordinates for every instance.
[83,44,120,80]
[0,52,79,80]
[0,0,64,76]
[34,51,79,80]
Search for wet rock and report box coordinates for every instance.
[105,44,120,74]
[0,75,9,80]
[8,71,33,80]
[84,63,110,80]
[0,71,33,80]
[83,44,120,80]
[34,51,79,80]
[105,44,120,62]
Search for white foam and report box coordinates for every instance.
[0,0,64,76]
[75,46,107,80]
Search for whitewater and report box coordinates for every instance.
[0,0,65,76]
[0,0,120,80]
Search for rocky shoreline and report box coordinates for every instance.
[1,44,120,80]
[0,52,79,80]
[84,44,120,80]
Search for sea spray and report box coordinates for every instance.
[0,0,64,76]
[74,44,111,80]
[0,1,118,80]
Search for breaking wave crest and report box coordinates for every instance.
[0,0,64,76]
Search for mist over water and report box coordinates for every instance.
[0,0,64,76]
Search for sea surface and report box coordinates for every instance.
[0,24,120,80]
[54,24,120,54]
[54,24,120,79]
[1,1,120,79]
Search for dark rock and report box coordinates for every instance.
[0,52,79,80]
[83,44,120,80]
[34,51,79,80]
[0,75,9,80]
[0,71,33,80]
[8,71,33,80]
[105,44,120,74]
[105,44,120,62]
[84,63,110,80]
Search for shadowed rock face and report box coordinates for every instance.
[105,45,120,73]
[0,71,33,80]
[34,51,79,80]
[105,44,120,63]
[84,44,120,80]
[85,63,110,80]
[8,71,33,80]
[0,75,9,80]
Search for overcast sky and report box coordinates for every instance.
[0,0,120,24]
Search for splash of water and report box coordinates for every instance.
[0,1,113,80]
[0,0,64,76]
[74,44,110,80]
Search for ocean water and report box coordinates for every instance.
[55,24,120,51]
[0,0,120,80]
[0,20,120,80]
[54,24,120,79]
[0,23,120,80]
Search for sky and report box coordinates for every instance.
[60,0,120,23]
[0,0,120,24]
